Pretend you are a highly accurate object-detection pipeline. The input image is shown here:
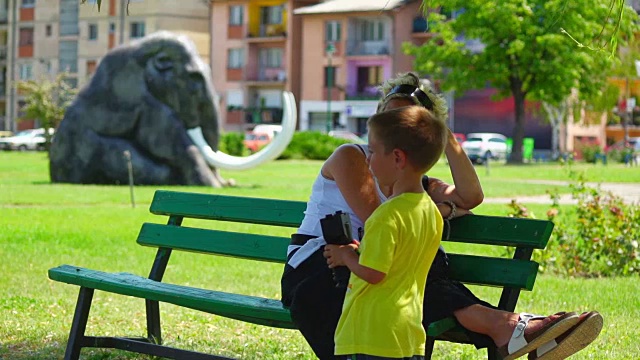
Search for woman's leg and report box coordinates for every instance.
[423,247,564,349]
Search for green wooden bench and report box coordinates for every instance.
[48,190,554,360]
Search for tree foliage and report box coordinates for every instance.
[17,73,78,149]
[408,1,639,163]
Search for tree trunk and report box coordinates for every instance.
[542,102,566,160]
[508,78,526,164]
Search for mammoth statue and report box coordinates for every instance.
[50,31,296,187]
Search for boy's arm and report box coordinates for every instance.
[324,244,386,284]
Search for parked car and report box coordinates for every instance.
[243,131,273,153]
[461,132,508,164]
[453,132,466,143]
[242,124,283,153]
[0,128,53,151]
[0,130,13,138]
[329,130,366,144]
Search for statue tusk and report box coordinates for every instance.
[188,91,297,171]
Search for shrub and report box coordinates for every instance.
[219,132,248,157]
[578,143,602,163]
[506,163,640,277]
[278,131,351,160]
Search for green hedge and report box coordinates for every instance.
[278,131,351,160]
[219,132,248,157]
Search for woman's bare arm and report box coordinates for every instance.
[322,144,382,222]
[427,130,484,210]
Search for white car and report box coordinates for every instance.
[462,132,508,164]
[0,128,53,151]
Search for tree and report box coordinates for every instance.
[17,73,78,150]
[407,1,639,163]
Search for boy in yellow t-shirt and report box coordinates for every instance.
[323,105,447,359]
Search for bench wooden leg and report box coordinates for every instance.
[146,299,162,344]
[64,287,94,360]
[424,336,435,359]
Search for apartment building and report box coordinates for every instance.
[294,0,431,134]
[210,0,321,131]
[1,0,210,132]
[209,0,434,132]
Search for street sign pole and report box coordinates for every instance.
[326,42,336,133]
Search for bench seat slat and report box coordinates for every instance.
[150,191,306,227]
[447,215,554,249]
[48,265,295,329]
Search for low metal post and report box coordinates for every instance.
[124,150,135,208]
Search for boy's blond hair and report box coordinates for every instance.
[368,106,447,173]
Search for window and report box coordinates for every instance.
[86,60,97,76]
[109,22,115,34]
[355,66,383,95]
[325,21,341,42]
[19,63,33,80]
[259,48,282,68]
[130,22,145,38]
[229,5,243,25]
[21,0,35,8]
[19,28,34,46]
[45,25,52,37]
[59,40,78,73]
[260,5,282,25]
[42,60,53,74]
[227,48,244,69]
[360,20,385,41]
[324,66,336,87]
[88,23,98,40]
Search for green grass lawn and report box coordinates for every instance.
[1,152,639,359]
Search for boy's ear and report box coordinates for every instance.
[392,148,408,168]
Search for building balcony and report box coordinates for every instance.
[345,39,391,56]
[246,24,287,42]
[244,68,286,85]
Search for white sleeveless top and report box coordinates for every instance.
[288,145,388,268]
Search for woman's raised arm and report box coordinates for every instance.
[427,130,484,210]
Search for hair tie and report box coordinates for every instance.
[385,84,434,110]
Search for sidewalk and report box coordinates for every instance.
[483,181,640,205]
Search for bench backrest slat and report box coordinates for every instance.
[149,192,554,249]
[446,254,538,290]
[447,215,553,249]
[138,223,539,290]
[138,223,290,263]
[150,191,305,227]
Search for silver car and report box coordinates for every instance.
[461,132,508,164]
[0,128,51,151]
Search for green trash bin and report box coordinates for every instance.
[523,138,534,162]
[506,138,513,160]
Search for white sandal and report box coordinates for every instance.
[497,312,580,360]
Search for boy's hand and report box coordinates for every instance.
[323,241,359,268]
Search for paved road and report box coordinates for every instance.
[483,181,640,205]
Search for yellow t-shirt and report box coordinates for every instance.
[334,192,443,358]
